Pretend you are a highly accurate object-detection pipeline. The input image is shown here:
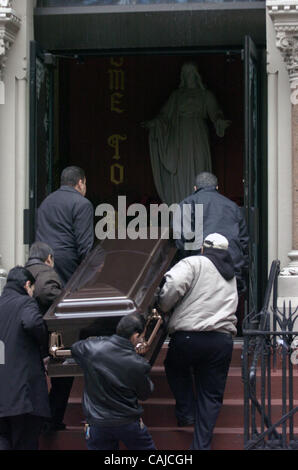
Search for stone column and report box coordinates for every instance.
[0,0,21,273]
[0,1,35,273]
[291,83,298,262]
[267,67,279,265]
[267,0,298,304]
[15,75,28,265]
[279,81,298,302]
[0,1,21,104]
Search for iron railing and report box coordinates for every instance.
[243,260,298,449]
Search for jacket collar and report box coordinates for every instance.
[59,185,81,196]
[195,186,217,194]
[25,258,47,268]
[3,280,30,297]
[109,334,135,351]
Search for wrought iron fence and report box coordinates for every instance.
[242,260,298,449]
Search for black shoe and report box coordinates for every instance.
[42,420,66,435]
[177,418,195,427]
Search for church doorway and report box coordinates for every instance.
[55,51,244,210]
[28,43,267,332]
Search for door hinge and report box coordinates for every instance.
[43,53,57,67]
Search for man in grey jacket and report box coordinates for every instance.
[158,233,238,450]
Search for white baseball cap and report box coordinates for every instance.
[203,233,229,250]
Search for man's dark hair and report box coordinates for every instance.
[60,166,85,187]
[7,266,35,287]
[195,172,218,189]
[116,313,145,340]
[28,241,54,262]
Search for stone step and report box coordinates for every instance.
[69,365,296,401]
[39,425,245,451]
[153,341,244,367]
[64,397,246,428]
[64,395,298,429]
[149,366,245,399]
[67,342,243,397]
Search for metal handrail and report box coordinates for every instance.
[243,259,298,449]
[243,260,280,382]
[245,406,298,450]
[243,261,281,445]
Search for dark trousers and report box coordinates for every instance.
[164,330,233,450]
[49,376,74,425]
[0,414,44,450]
[86,419,156,450]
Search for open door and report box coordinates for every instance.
[244,36,262,315]
[27,41,56,245]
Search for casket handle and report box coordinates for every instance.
[135,308,163,355]
[49,332,72,358]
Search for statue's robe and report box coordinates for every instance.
[148,87,226,205]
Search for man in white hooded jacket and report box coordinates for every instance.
[158,233,238,450]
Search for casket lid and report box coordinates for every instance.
[45,231,176,320]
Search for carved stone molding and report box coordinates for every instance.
[0,254,7,295]
[267,0,298,91]
[0,0,21,103]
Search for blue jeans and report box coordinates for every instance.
[86,419,156,450]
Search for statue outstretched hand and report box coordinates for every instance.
[215,119,232,138]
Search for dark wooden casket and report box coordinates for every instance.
[44,232,176,376]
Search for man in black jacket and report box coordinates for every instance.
[35,165,94,287]
[35,166,94,431]
[25,242,66,435]
[0,266,50,450]
[71,313,156,450]
[174,172,249,294]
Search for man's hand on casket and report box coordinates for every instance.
[135,339,149,356]
[153,286,161,305]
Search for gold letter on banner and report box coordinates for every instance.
[110,57,124,67]
[108,69,125,91]
[108,134,127,160]
[111,163,124,185]
[111,92,124,114]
